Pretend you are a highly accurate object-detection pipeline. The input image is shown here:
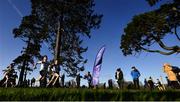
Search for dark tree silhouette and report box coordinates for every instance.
[13,0,102,78]
[13,15,45,86]
[120,0,179,56]
[146,0,161,6]
[31,0,102,77]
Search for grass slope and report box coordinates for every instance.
[0,88,179,101]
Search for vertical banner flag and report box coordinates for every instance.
[92,45,106,86]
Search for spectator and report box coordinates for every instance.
[115,68,124,89]
[147,77,154,90]
[61,73,65,87]
[84,71,92,88]
[131,66,141,89]
[76,72,82,88]
[144,78,148,89]
[108,79,113,89]
[163,63,180,89]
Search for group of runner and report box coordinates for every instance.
[0,55,93,88]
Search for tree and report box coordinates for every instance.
[14,0,102,77]
[13,15,45,86]
[120,0,180,56]
[146,0,161,6]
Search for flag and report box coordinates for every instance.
[92,45,106,86]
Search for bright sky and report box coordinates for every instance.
[0,0,179,86]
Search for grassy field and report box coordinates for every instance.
[0,88,180,101]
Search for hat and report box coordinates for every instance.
[163,63,170,67]
[131,66,136,69]
[117,68,121,71]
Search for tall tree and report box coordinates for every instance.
[120,0,179,56]
[32,0,102,76]
[13,15,46,86]
[14,0,102,77]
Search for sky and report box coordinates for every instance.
[0,0,179,86]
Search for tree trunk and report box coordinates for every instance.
[18,59,26,86]
[18,38,31,87]
[24,62,28,82]
[54,15,63,60]
[54,16,63,87]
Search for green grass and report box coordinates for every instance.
[0,88,179,101]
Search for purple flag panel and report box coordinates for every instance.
[92,46,106,86]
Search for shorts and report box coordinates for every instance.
[40,70,47,76]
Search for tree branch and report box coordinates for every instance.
[140,46,177,55]
[174,26,180,41]
[151,34,180,51]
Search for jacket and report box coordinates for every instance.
[131,69,140,79]
[163,65,177,81]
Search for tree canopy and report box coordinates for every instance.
[13,0,102,77]
[120,0,180,56]
[13,15,44,86]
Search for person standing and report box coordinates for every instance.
[108,79,113,89]
[131,66,141,89]
[84,71,92,88]
[147,76,154,90]
[76,72,82,88]
[115,68,124,89]
[163,63,180,89]
[144,78,148,89]
[61,73,65,87]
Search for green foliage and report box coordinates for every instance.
[0,88,180,101]
[13,0,103,77]
[30,0,103,77]
[12,14,45,85]
[120,0,180,56]
[146,0,161,6]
